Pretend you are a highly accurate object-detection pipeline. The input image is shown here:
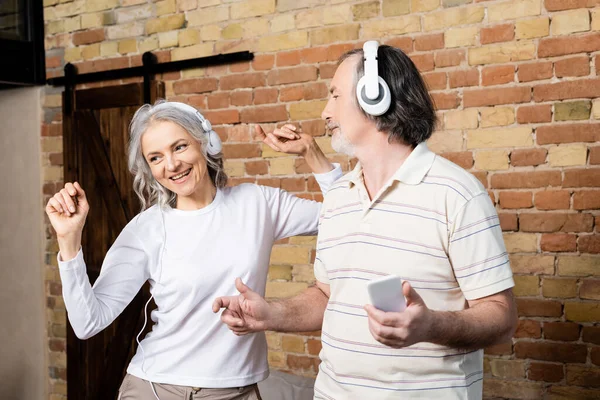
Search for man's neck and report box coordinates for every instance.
[356,137,414,200]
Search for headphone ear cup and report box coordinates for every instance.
[356,76,392,116]
[205,129,222,156]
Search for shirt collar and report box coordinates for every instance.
[347,142,436,187]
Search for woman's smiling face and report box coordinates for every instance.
[141,120,213,201]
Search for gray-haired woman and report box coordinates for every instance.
[45,101,342,400]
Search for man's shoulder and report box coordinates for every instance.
[424,154,487,202]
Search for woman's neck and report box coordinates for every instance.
[175,184,217,210]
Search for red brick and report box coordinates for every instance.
[319,63,337,79]
[230,90,253,106]
[240,105,287,123]
[276,50,301,67]
[566,365,600,387]
[482,65,515,86]
[449,69,479,88]
[423,72,447,90]
[499,191,533,209]
[538,33,600,58]
[224,125,250,142]
[300,47,329,64]
[537,123,600,144]
[583,326,600,344]
[384,37,413,54]
[541,233,577,252]
[579,235,600,253]
[543,322,580,341]
[207,92,229,109]
[202,109,239,125]
[520,213,593,233]
[431,92,460,110]
[46,55,62,69]
[307,339,322,356]
[43,183,58,195]
[528,362,564,382]
[515,341,587,362]
[534,78,600,102]
[590,147,600,165]
[464,86,530,107]
[440,151,473,169]
[472,171,488,188]
[434,49,465,68]
[220,73,266,90]
[253,88,278,105]
[326,43,358,61]
[229,61,250,73]
[280,83,328,102]
[414,33,444,51]
[491,171,561,189]
[72,28,105,45]
[518,62,553,83]
[410,54,434,72]
[49,339,66,352]
[173,78,218,94]
[499,213,518,231]
[535,190,570,210]
[281,177,306,192]
[49,153,63,166]
[205,64,228,77]
[516,104,552,124]
[481,23,514,45]
[222,143,261,159]
[555,56,591,78]
[516,299,562,317]
[257,178,281,188]
[267,66,317,86]
[580,279,600,300]
[564,168,600,187]
[510,148,547,166]
[287,355,317,372]
[252,55,274,71]
[515,319,541,339]
[573,190,600,210]
[484,341,513,356]
[300,119,326,137]
[48,282,61,296]
[545,0,599,12]
[48,123,63,137]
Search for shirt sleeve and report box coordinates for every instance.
[260,164,343,241]
[313,163,342,194]
[57,228,149,339]
[448,192,514,301]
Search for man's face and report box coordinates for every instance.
[322,55,373,157]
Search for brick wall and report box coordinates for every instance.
[42,0,600,399]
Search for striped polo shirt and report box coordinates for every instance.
[313,142,514,400]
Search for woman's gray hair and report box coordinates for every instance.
[128,100,228,210]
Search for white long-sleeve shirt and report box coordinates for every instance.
[58,166,342,388]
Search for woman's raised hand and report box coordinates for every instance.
[45,182,89,253]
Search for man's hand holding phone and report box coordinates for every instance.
[365,275,433,348]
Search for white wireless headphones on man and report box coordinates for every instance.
[356,41,392,116]
[154,101,222,156]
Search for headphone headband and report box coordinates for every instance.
[153,101,222,156]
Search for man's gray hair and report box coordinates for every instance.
[128,100,227,210]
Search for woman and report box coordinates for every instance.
[46,101,342,400]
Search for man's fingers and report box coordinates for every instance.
[212,297,229,313]
[254,125,267,141]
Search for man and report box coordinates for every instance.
[213,42,517,399]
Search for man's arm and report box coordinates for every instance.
[213,279,330,335]
[428,288,517,349]
[365,283,517,350]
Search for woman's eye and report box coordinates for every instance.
[175,144,187,151]
[149,156,159,163]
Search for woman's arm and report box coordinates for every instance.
[47,182,149,340]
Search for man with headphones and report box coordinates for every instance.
[214,41,517,399]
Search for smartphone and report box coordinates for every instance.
[367,275,406,313]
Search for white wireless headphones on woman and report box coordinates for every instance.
[356,41,392,116]
[154,101,222,156]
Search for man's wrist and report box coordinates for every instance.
[304,139,333,174]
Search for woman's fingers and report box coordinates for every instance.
[60,188,77,214]
[53,192,71,216]
[46,197,64,214]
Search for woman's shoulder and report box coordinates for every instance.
[123,205,162,234]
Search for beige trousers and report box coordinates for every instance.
[118,374,262,400]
